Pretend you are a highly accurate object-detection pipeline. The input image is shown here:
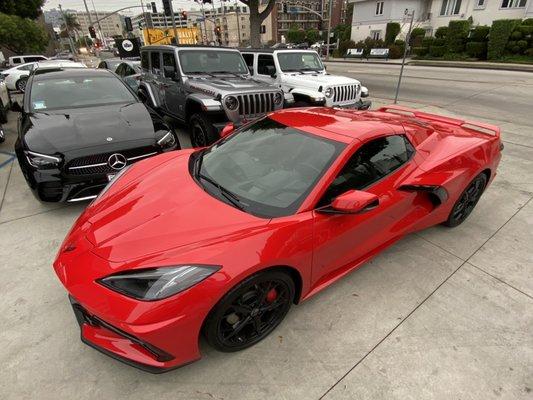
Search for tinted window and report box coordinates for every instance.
[319,135,414,206]
[242,53,254,74]
[198,118,345,218]
[115,64,124,76]
[257,54,275,75]
[141,52,149,70]
[150,52,161,74]
[178,50,248,74]
[25,56,45,62]
[12,57,22,64]
[29,75,136,111]
[162,52,177,78]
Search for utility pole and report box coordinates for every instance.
[168,0,180,44]
[235,0,241,47]
[90,0,106,47]
[325,0,333,61]
[394,9,414,104]
[58,4,77,55]
[201,4,208,45]
[140,1,150,44]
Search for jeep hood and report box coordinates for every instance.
[187,76,277,92]
[84,151,271,262]
[283,73,360,88]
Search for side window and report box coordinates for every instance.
[141,52,149,71]
[25,57,42,62]
[150,52,161,75]
[19,64,34,71]
[257,54,275,75]
[125,65,135,76]
[98,61,106,69]
[162,52,177,78]
[115,64,124,76]
[242,53,254,74]
[12,57,22,64]
[319,135,414,206]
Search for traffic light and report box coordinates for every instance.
[151,1,157,13]
[162,0,172,17]
[124,17,133,32]
[181,11,187,20]
[88,26,96,39]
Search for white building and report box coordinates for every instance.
[75,10,124,39]
[350,0,533,42]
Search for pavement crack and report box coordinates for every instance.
[467,262,533,300]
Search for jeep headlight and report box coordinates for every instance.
[324,87,333,98]
[224,95,239,111]
[274,92,283,105]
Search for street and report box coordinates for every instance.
[0,63,532,400]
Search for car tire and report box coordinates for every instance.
[189,113,219,147]
[443,173,488,228]
[204,270,295,353]
[16,78,27,92]
[0,99,7,123]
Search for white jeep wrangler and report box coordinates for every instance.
[241,49,370,109]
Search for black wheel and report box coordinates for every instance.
[293,100,311,108]
[0,99,7,123]
[189,113,219,147]
[204,270,295,352]
[16,78,27,92]
[444,173,487,227]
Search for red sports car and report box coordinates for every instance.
[54,105,502,372]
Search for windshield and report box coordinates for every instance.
[179,50,248,75]
[277,52,324,72]
[29,75,136,111]
[195,118,345,218]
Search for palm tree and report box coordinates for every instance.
[61,13,81,40]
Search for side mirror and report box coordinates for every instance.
[325,190,379,214]
[11,101,22,113]
[265,65,277,78]
[220,122,235,139]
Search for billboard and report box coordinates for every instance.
[143,28,199,45]
[115,38,141,58]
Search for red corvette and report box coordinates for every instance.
[54,105,502,372]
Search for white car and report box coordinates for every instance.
[7,55,48,67]
[241,49,370,109]
[0,77,10,123]
[1,60,86,92]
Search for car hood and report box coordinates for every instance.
[283,73,360,88]
[23,102,161,154]
[85,151,271,263]
[187,76,278,93]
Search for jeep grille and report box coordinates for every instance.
[332,84,360,104]
[236,92,277,119]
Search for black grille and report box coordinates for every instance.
[67,146,158,176]
[236,92,277,119]
[332,84,360,103]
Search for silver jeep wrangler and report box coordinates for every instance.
[138,45,290,146]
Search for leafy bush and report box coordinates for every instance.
[510,30,523,40]
[506,40,517,50]
[465,41,487,58]
[355,37,386,55]
[394,39,405,46]
[429,45,446,57]
[488,19,521,59]
[306,29,320,44]
[338,40,356,56]
[422,37,435,46]
[517,40,528,51]
[518,25,533,36]
[411,27,426,38]
[435,26,448,38]
[412,46,429,56]
[433,38,446,46]
[525,48,533,56]
[523,19,533,26]
[446,20,471,53]
[385,22,401,45]
[469,25,490,41]
[388,44,404,58]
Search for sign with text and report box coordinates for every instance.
[143,28,200,45]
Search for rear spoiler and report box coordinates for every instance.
[378,105,500,137]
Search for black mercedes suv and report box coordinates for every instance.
[14,67,179,202]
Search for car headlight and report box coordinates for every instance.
[224,95,239,111]
[274,92,283,105]
[98,265,221,301]
[24,150,61,169]
[324,87,333,98]
[156,130,177,150]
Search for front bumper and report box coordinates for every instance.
[333,99,372,110]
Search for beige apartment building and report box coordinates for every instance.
[75,11,124,39]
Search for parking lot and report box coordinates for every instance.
[0,64,532,400]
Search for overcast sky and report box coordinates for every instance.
[43,0,240,15]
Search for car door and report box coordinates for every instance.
[255,53,277,85]
[311,134,420,285]
[161,52,184,118]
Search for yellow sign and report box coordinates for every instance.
[143,28,199,45]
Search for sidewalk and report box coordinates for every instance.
[327,57,533,72]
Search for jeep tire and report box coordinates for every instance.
[189,113,219,147]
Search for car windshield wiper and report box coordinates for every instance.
[210,71,245,77]
[186,71,217,78]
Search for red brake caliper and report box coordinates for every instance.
[266,288,278,303]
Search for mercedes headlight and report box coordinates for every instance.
[324,87,333,98]
[274,92,283,105]
[24,150,61,169]
[98,265,221,301]
[224,95,239,111]
[157,130,177,150]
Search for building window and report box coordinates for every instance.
[375,1,384,15]
[440,0,462,15]
[501,0,527,7]
[370,30,381,40]
[475,0,486,8]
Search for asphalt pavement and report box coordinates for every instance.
[0,65,532,400]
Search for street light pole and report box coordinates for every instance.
[58,4,77,55]
[394,9,414,104]
[325,0,333,61]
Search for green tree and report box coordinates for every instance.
[385,22,401,45]
[0,0,44,19]
[61,13,81,39]
[306,29,320,44]
[333,24,351,42]
[0,13,48,54]
[287,27,306,44]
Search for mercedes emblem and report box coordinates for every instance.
[107,153,127,171]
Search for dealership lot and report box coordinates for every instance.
[1,66,532,400]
